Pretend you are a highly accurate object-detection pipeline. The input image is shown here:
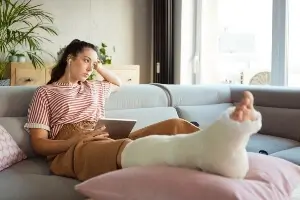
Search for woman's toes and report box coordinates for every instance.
[243,91,254,108]
[231,108,243,122]
[231,91,256,122]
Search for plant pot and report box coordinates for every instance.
[9,56,18,62]
[18,56,26,62]
[0,79,10,86]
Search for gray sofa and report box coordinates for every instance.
[0,83,300,200]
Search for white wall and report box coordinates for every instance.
[31,0,152,83]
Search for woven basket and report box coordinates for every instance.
[0,79,10,86]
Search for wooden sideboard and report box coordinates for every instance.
[6,62,140,86]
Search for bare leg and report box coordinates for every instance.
[129,118,200,140]
[119,91,262,179]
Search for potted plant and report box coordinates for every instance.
[16,53,26,62]
[8,50,18,62]
[0,0,58,69]
[99,43,113,64]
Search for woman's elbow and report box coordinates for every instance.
[115,77,122,87]
[29,129,48,155]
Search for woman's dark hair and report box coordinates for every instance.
[47,39,98,84]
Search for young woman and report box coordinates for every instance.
[24,39,262,181]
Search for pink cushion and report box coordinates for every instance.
[75,152,300,200]
[0,125,27,171]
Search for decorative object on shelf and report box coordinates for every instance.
[240,72,244,84]
[8,50,18,62]
[0,0,58,69]
[222,79,232,84]
[249,71,271,85]
[16,53,26,62]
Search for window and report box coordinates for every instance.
[199,0,273,85]
[196,0,295,87]
[287,0,300,87]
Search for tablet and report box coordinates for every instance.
[96,118,137,139]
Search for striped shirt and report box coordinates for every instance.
[24,80,111,139]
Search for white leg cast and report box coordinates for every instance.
[194,107,262,179]
[121,107,262,179]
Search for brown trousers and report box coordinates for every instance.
[48,118,200,181]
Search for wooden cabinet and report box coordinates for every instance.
[98,65,140,85]
[8,62,50,86]
[7,62,140,86]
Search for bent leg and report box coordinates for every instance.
[74,138,131,181]
[129,118,200,140]
[48,121,133,181]
[49,137,132,181]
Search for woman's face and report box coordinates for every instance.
[68,47,98,82]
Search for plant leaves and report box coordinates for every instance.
[0,0,58,74]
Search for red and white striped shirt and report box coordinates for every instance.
[24,80,111,139]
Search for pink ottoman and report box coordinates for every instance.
[76,153,300,200]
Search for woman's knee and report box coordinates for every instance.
[164,118,185,124]
[117,139,132,168]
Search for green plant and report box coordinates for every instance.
[0,62,8,80]
[87,71,96,81]
[0,0,58,69]
[86,43,114,80]
[99,43,112,64]
[16,53,25,57]
[8,49,17,56]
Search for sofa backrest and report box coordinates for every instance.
[0,86,37,117]
[105,84,179,131]
[0,86,38,157]
[230,85,300,141]
[2,83,300,157]
[156,84,233,129]
[157,83,300,142]
[0,84,177,158]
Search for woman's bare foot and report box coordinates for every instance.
[230,91,257,122]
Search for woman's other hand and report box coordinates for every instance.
[67,128,111,146]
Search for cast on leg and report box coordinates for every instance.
[121,91,262,179]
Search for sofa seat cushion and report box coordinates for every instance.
[1,157,50,175]
[271,147,300,165]
[246,133,300,155]
[175,103,232,129]
[0,173,82,200]
[0,158,83,200]
[75,153,300,200]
